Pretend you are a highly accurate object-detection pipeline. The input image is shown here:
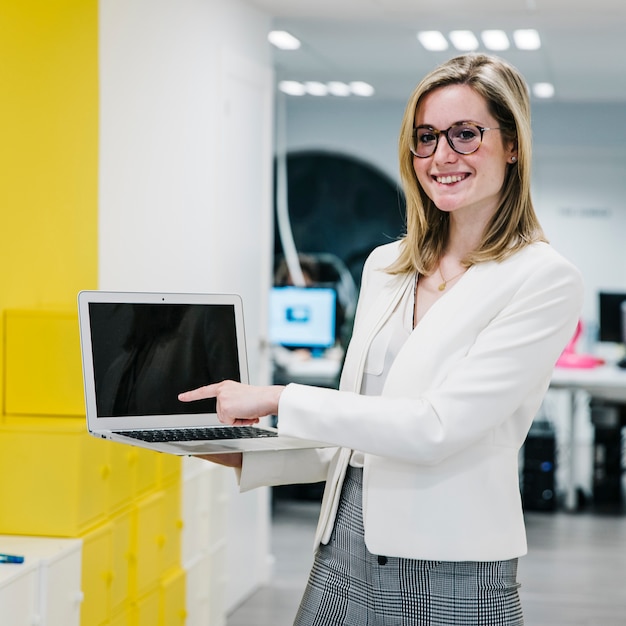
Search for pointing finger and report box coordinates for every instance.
[178,383,219,402]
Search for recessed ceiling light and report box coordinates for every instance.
[532,82,555,98]
[304,81,328,96]
[481,30,510,51]
[349,81,375,97]
[449,30,480,51]
[278,80,306,96]
[268,30,301,50]
[277,80,375,97]
[327,81,351,97]
[417,31,449,51]
[513,29,541,50]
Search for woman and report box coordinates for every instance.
[179,53,584,625]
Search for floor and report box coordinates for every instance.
[227,495,626,626]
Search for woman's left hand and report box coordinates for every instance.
[178,379,284,425]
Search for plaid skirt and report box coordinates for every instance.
[294,466,524,626]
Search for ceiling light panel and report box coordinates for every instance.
[268,30,301,50]
[513,29,541,50]
[277,80,375,97]
[278,80,306,96]
[327,81,351,96]
[449,30,479,51]
[481,30,510,51]
[532,82,555,98]
[417,31,449,51]
[349,81,375,97]
[417,28,543,53]
[304,81,328,96]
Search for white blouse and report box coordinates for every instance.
[350,274,415,467]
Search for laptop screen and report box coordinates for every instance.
[87,302,241,418]
[268,286,336,350]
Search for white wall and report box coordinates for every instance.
[282,97,405,184]
[532,102,626,335]
[99,0,274,614]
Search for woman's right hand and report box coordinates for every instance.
[178,380,284,425]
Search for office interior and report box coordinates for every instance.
[0,0,625,624]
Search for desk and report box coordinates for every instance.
[549,365,626,509]
[550,365,626,403]
[273,357,342,387]
[271,344,344,388]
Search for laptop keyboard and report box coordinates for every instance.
[119,426,279,443]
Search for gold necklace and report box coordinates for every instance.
[437,266,466,291]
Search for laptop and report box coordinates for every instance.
[78,290,332,455]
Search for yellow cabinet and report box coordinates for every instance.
[110,510,133,616]
[131,492,163,597]
[132,588,160,626]
[161,481,183,575]
[0,421,109,536]
[131,481,183,598]
[160,568,187,626]
[81,522,113,626]
[80,510,133,624]
[3,310,84,417]
[108,444,160,514]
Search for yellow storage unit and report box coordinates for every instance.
[160,568,187,626]
[0,417,171,538]
[3,310,85,416]
[110,510,134,617]
[132,589,160,626]
[109,610,131,626]
[108,443,161,515]
[132,492,164,598]
[79,484,185,626]
[0,306,186,625]
[134,447,162,501]
[80,522,115,626]
[0,3,191,622]
[81,512,133,625]
[160,481,184,575]
[158,454,183,489]
[0,419,109,536]
[130,480,183,599]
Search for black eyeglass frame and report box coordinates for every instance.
[410,122,501,158]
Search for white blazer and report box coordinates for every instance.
[239,241,584,562]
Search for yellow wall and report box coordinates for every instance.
[0,0,97,422]
[0,0,98,345]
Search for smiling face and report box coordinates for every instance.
[413,84,517,224]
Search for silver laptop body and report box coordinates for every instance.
[78,290,331,455]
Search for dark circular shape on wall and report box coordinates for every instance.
[274,150,406,286]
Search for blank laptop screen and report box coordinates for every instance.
[88,302,241,417]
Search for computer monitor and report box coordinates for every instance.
[598,291,626,343]
[269,286,336,350]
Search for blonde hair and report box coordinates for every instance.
[388,53,546,276]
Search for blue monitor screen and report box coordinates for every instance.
[269,287,336,349]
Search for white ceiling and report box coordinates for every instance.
[246,0,626,103]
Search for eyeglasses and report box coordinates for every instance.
[410,122,501,158]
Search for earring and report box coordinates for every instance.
[510,156,517,163]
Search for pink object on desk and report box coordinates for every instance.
[555,320,604,369]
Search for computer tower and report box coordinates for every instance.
[590,402,624,511]
[522,420,557,511]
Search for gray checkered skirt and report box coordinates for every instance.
[294,466,524,626]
